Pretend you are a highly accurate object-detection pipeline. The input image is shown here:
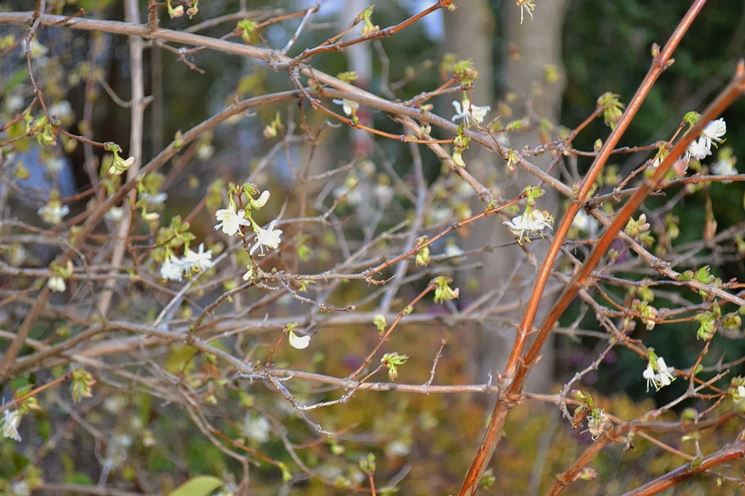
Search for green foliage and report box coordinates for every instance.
[168,476,223,496]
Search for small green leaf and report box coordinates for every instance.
[168,476,223,496]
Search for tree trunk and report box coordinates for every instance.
[445,1,567,392]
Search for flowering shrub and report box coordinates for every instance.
[0,1,744,495]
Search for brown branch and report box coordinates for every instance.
[622,439,745,495]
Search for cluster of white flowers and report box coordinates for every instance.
[504,208,554,244]
[160,244,214,282]
[687,118,726,161]
[642,356,675,392]
[214,191,282,258]
[2,409,22,442]
[38,201,69,225]
[451,98,490,127]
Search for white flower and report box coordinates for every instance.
[503,209,553,244]
[140,192,167,205]
[48,276,66,292]
[711,158,737,176]
[183,243,213,272]
[170,5,185,17]
[572,210,599,235]
[586,409,611,440]
[643,356,676,392]
[28,39,48,58]
[242,264,255,282]
[687,118,727,162]
[687,137,711,161]
[10,480,30,496]
[49,101,73,121]
[374,184,394,205]
[6,95,24,112]
[517,0,536,24]
[655,357,675,386]
[334,185,363,206]
[702,118,726,144]
[333,98,359,116]
[288,329,311,350]
[38,202,70,225]
[250,190,270,209]
[46,157,66,173]
[160,256,184,281]
[197,144,215,160]
[243,414,271,443]
[386,440,411,457]
[105,206,124,222]
[451,98,490,127]
[108,155,135,176]
[642,362,656,391]
[250,220,283,256]
[429,207,451,225]
[2,409,22,442]
[443,242,464,258]
[214,205,251,236]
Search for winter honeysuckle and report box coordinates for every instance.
[451,98,490,127]
[160,244,213,282]
[2,409,22,442]
[49,100,73,121]
[687,118,727,161]
[288,329,311,350]
[711,159,737,176]
[711,149,737,176]
[504,208,554,244]
[183,243,214,272]
[333,98,359,117]
[250,220,282,256]
[38,200,69,225]
[642,355,676,392]
[374,184,394,205]
[433,276,459,304]
[249,190,270,210]
[167,0,184,18]
[105,206,124,222]
[214,203,251,236]
[160,256,184,282]
[243,414,271,443]
[242,263,255,282]
[516,0,536,24]
[586,408,611,440]
[443,241,465,258]
[571,210,599,235]
[48,276,66,292]
[687,138,711,161]
[140,192,167,205]
[46,157,66,173]
[105,142,135,176]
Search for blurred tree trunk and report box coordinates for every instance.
[445,1,567,391]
